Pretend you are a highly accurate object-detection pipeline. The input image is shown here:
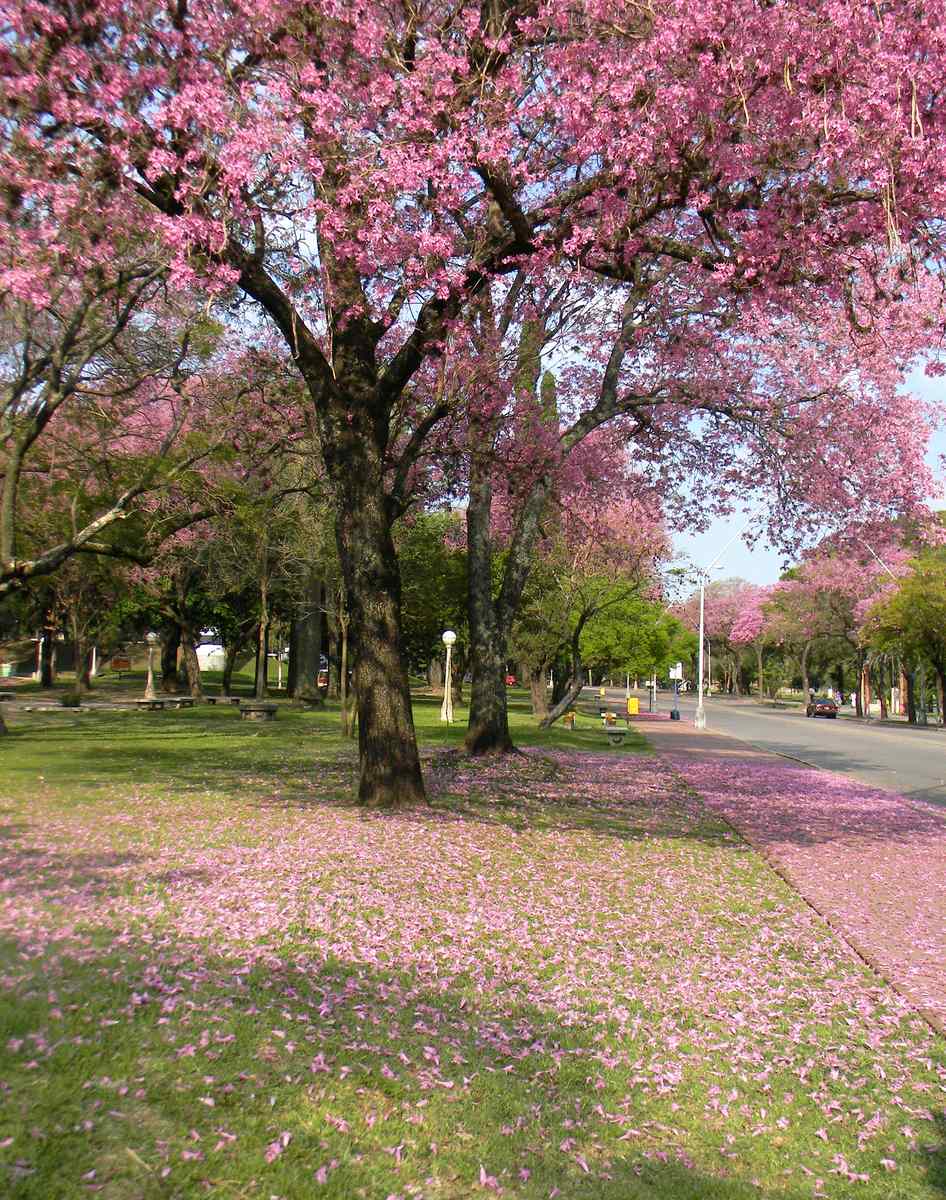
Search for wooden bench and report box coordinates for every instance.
[166,697,195,709]
[240,702,278,721]
[136,698,165,711]
[110,656,132,677]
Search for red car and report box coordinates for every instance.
[806,695,839,718]
[505,673,517,686]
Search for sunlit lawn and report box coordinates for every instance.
[0,692,943,1198]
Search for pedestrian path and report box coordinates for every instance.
[640,720,946,1032]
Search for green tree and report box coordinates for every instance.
[863,551,946,724]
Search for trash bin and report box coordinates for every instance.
[626,697,639,716]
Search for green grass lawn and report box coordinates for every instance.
[0,697,943,1199]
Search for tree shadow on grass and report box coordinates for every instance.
[0,826,215,903]
[2,924,941,1200]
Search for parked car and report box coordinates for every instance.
[505,673,517,686]
[806,695,839,718]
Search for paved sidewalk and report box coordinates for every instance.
[639,719,946,1032]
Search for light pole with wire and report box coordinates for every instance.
[695,522,751,730]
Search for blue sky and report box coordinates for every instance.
[670,364,946,585]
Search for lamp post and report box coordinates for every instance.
[144,631,159,700]
[440,630,457,724]
[695,521,751,730]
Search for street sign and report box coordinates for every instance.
[668,662,683,680]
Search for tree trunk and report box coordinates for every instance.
[452,650,465,703]
[464,449,514,754]
[904,668,917,724]
[70,611,91,694]
[180,627,203,699]
[288,572,323,698]
[800,640,812,700]
[161,626,182,693]
[222,643,239,696]
[755,645,764,699]
[325,441,424,805]
[428,656,443,690]
[528,664,550,719]
[877,659,888,721]
[255,576,269,700]
[40,624,55,688]
[339,610,353,735]
[935,665,946,727]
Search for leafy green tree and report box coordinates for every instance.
[863,550,946,724]
[396,513,468,683]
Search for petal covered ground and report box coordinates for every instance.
[645,721,946,1032]
[0,732,943,1198]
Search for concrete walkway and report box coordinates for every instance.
[639,719,946,1033]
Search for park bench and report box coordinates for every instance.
[603,728,627,745]
[110,655,132,677]
[136,698,165,711]
[206,694,241,705]
[0,691,14,702]
[166,697,195,709]
[240,702,278,721]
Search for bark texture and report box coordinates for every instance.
[464,448,513,754]
[528,665,550,719]
[161,626,182,693]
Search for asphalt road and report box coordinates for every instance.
[589,688,946,809]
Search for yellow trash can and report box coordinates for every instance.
[626,697,639,716]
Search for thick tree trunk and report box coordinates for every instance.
[288,572,322,698]
[464,451,514,755]
[935,665,946,727]
[325,450,423,803]
[338,511,420,798]
[180,627,203,699]
[528,664,550,719]
[222,644,239,696]
[161,626,182,693]
[428,656,443,690]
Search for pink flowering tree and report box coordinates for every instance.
[0,259,228,594]
[768,535,911,713]
[729,585,776,698]
[7,1,946,801]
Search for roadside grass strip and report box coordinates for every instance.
[0,710,943,1198]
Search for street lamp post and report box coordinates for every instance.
[440,630,457,724]
[694,520,751,730]
[144,631,159,700]
[695,576,708,729]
